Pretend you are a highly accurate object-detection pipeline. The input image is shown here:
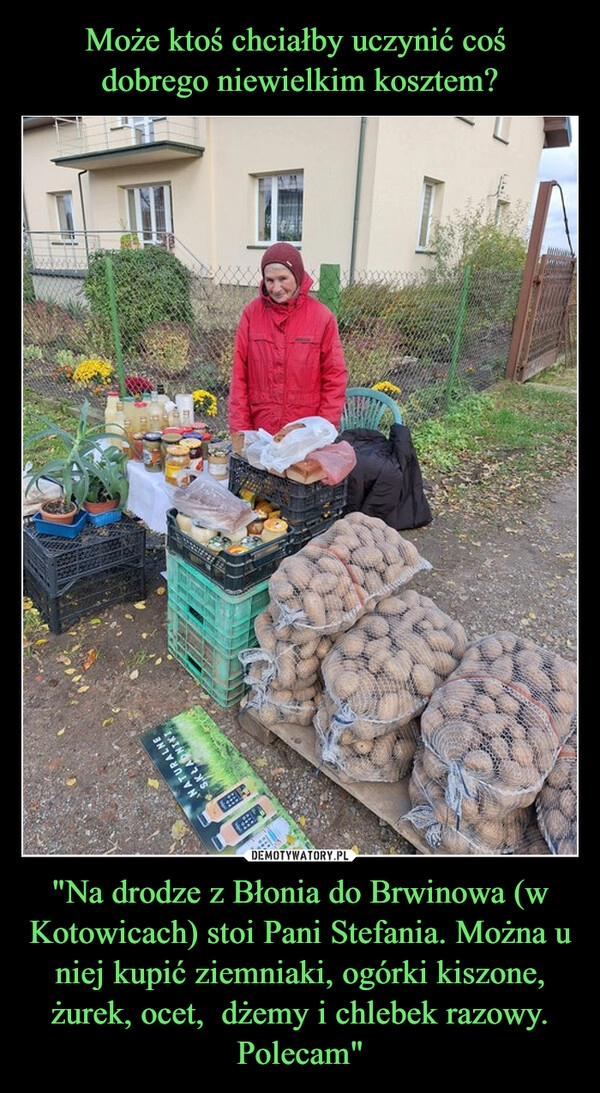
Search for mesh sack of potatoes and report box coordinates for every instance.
[239,678,321,728]
[443,632,577,744]
[319,589,468,736]
[418,633,577,823]
[237,606,332,728]
[314,690,420,782]
[402,744,537,855]
[535,719,577,855]
[268,512,431,637]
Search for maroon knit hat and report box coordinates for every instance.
[261,243,304,289]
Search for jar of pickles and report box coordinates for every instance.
[142,432,163,473]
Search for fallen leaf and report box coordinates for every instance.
[77,685,90,693]
[64,668,76,675]
[156,587,166,595]
[89,619,103,626]
[142,632,148,640]
[171,819,187,840]
[351,845,360,855]
[111,707,121,714]
[133,602,146,610]
[148,778,159,789]
[255,758,268,768]
[72,674,82,682]
[102,717,114,727]
[35,638,49,645]
[155,657,162,666]
[57,728,66,736]
[83,648,98,670]
[124,614,133,620]
[56,654,72,666]
[129,669,139,680]
[66,778,77,787]
[527,612,537,619]
[270,767,286,777]
[297,815,306,827]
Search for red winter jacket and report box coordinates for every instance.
[228,271,348,434]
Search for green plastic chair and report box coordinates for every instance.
[340,387,403,431]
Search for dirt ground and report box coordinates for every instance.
[22,461,577,858]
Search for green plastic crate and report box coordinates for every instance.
[167,600,252,708]
[166,551,270,658]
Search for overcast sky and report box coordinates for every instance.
[533,116,578,256]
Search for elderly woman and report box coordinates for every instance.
[228,242,348,435]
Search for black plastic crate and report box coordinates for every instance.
[23,515,146,596]
[24,563,146,634]
[228,454,347,524]
[167,509,295,594]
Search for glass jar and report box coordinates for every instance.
[164,444,190,487]
[142,432,164,473]
[208,446,230,479]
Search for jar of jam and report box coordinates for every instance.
[164,444,190,487]
[142,432,163,473]
[179,436,204,473]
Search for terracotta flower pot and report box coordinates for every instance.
[39,499,78,525]
[83,497,119,515]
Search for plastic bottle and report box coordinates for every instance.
[104,391,120,430]
[108,400,126,452]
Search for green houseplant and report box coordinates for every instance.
[24,398,130,523]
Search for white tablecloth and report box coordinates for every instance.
[125,460,225,534]
[125,459,177,534]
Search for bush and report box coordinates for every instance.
[83,247,194,354]
[141,320,192,376]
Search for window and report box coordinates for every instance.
[54,192,75,240]
[125,183,173,246]
[493,117,511,143]
[121,116,156,144]
[416,178,442,250]
[256,172,303,244]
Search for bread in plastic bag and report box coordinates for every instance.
[245,416,339,474]
[172,474,253,533]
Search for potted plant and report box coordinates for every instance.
[82,445,130,514]
[24,398,130,524]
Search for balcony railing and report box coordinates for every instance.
[53,116,201,158]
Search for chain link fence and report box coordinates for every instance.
[23,231,523,432]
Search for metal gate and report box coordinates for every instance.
[506,181,577,382]
[515,250,576,381]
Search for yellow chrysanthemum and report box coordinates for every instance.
[372,381,401,396]
[72,359,114,386]
[192,389,218,417]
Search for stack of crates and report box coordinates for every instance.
[23,515,146,633]
[167,456,348,706]
[166,551,270,708]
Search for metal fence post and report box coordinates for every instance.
[445,264,471,411]
[318,264,341,317]
[103,253,127,399]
